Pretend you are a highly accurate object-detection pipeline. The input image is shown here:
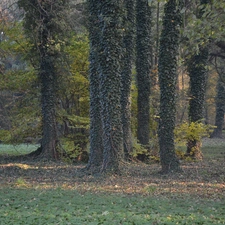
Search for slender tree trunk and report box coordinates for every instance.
[186,0,210,159]
[98,0,124,173]
[155,2,160,66]
[121,0,135,159]
[86,0,104,171]
[211,75,225,138]
[187,48,208,159]
[158,0,181,173]
[188,48,208,123]
[136,0,151,148]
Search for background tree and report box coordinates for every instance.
[18,0,70,159]
[158,0,181,173]
[186,0,210,160]
[0,1,91,161]
[211,59,225,138]
[136,0,151,149]
[0,6,41,144]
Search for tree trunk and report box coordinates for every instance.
[158,0,181,173]
[187,47,208,159]
[121,0,135,159]
[40,59,59,160]
[211,73,225,138]
[98,0,124,173]
[86,0,103,172]
[186,0,210,160]
[18,0,69,160]
[136,0,151,148]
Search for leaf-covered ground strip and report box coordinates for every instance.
[0,188,224,225]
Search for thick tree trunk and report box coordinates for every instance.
[121,0,135,159]
[98,0,124,173]
[86,0,103,172]
[158,0,181,173]
[136,0,151,147]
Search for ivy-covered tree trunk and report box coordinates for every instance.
[186,0,210,159]
[40,58,59,159]
[211,74,225,138]
[121,0,135,159]
[187,47,208,159]
[158,0,181,173]
[86,0,104,171]
[136,0,151,148]
[98,0,124,173]
[18,0,69,160]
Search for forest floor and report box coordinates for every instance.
[0,138,225,224]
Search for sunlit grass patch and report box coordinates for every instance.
[175,137,225,160]
[0,144,39,156]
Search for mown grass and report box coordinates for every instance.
[202,138,225,160]
[0,188,224,225]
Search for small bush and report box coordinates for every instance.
[174,121,215,160]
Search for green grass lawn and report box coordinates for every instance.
[202,137,225,160]
[0,139,225,225]
[0,144,39,156]
[0,189,224,225]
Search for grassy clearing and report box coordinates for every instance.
[0,144,39,156]
[202,138,225,160]
[0,138,225,224]
[0,189,224,225]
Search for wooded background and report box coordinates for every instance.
[0,0,224,173]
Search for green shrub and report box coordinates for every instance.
[174,121,215,159]
[175,121,215,144]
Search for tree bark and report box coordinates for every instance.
[86,0,104,171]
[40,59,59,160]
[158,0,181,173]
[136,0,151,147]
[186,0,210,159]
[211,72,225,138]
[98,0,124,173]
[121,0,135,159]
[18,0,69,160]
[187,48,208,158]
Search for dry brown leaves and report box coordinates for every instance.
[0,138,224,200]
